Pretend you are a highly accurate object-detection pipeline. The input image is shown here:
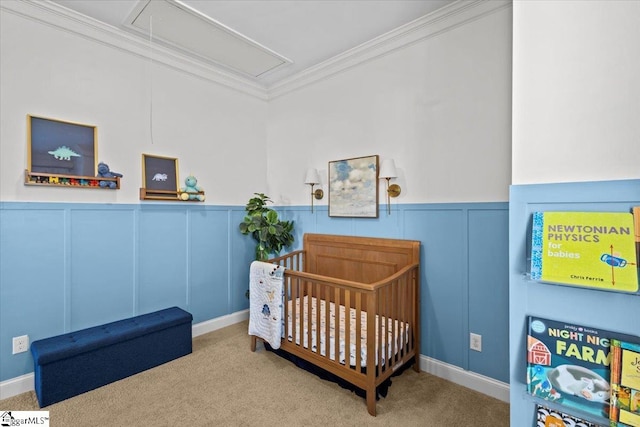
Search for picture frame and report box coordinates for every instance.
[328,154,379,218]
[141,154,179,193]
[27,115,97,176]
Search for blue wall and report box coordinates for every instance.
[1,201,509,387]
[509,179,640,426]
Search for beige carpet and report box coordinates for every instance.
[0,321,509,426]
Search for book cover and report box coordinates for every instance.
[530,211,639,293]
[527,316,639,422]
[609,339,640,427]
[536,404,604,427]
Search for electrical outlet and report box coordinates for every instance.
[470,333,482,352]
[12,335,29,354]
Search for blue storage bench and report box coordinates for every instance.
[30,306,193,407]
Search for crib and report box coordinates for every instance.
[250,233,421,416]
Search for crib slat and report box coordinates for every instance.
[355,292,362,372]
[386,284,391,369]
[314,282,321,356]
[324,284,330,361]
[334,287,340,364]
[344,289,351,369]
[283,276,290,344]
[306,282,312,351]
[293,277,299,346]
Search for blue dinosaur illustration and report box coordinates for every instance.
[48,146,81,161]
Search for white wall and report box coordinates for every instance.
[0,3,268,205]
[1,1,514,207]
[266,5,513,206]
[512,0,640,185]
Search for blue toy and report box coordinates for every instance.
[180,175,204,201]
[97,162,123,189]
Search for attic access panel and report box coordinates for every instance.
[127,0,291,77]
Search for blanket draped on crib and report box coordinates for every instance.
[248,261,285,349]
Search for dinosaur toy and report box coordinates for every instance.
[179,175,204,201]
[97,162,123,189]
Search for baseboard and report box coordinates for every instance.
[0,373,34,400]
[191,309,249,337]
[419,355,510,403]
[0,309,250,401]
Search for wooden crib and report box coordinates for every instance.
[250,233,421,416]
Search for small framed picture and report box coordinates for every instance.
[328,154,379,218]
[27,115,97,177]
[141,154,179,192]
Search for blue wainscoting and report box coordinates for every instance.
[509,179,640,426]
[1,201,509,391]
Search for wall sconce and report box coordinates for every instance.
[379,159,401,215]
[304,168,324,213]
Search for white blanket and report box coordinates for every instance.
[248,261,285,349]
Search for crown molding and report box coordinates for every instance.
[267,0,512,100]
[1,0,269,100]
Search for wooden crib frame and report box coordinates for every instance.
[250,233,420,416]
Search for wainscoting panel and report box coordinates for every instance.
[1,206,68,380]
[69,208,136,330]
[468,208,509,382]
[138,209,189,314]
[405,207,466,368]
[189,209,231,323]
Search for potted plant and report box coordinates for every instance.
[239,193,295,262]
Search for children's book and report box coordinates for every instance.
[527,316,638,423]
[530,211,639,293]
[536,404,604,427]
[609,339,640,427]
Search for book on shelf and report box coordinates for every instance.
[609,339,640,427]
[530,211,639,294]
[536,404,605,427]
[527,316,638,422]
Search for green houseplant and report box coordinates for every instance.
[239,193,295,262]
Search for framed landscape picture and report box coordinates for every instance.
[328,154,378,218]
[27,115,97,177]
[142,154,179,192]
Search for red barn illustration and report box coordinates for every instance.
[528,337,551,366]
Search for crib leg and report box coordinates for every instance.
[250,335,257,352]
[366,390,377,416]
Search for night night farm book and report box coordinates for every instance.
[527,316,638,422]
[609,339,640,427]
[530,211,639,294]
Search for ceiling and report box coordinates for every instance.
[49,0,454,87]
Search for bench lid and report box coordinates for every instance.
[31,307,192,364]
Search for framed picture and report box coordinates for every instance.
[142,154,179,192]
[329,154,379,218]
[27,115,97,176]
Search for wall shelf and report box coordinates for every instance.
[139,188,205,202]
[24,170,120,189]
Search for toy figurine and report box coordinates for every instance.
[179,175,204,201]
[97,162,123,189]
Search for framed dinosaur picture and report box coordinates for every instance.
[27,115,98,177]
[141,153,179,193]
